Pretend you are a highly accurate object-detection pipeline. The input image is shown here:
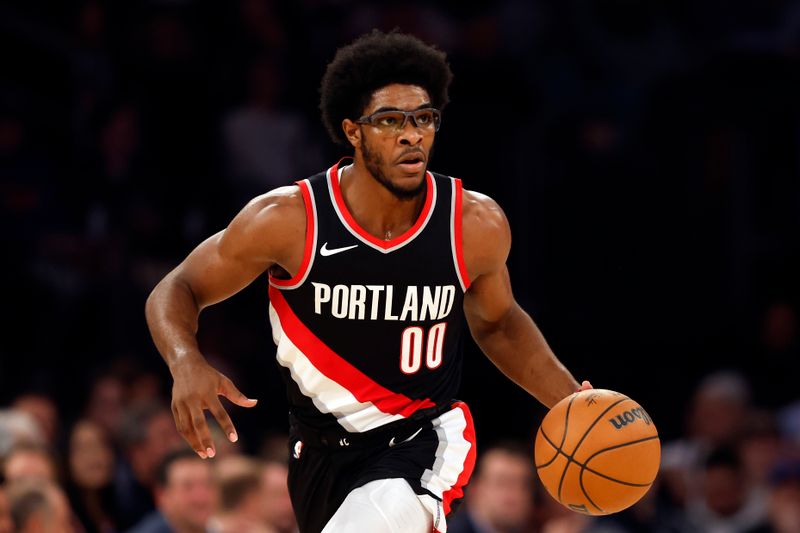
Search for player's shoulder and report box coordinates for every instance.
[224,185,307,250]
[237,185,306,227]
[459,187,511,276]
[461,187,510,243]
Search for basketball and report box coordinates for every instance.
[534,389,660,515]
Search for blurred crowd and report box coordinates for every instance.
[0,368,297,533]
[1,368,798,532]
[2,0,800,531]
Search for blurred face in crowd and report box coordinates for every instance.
[768,480,800,533]
[158,458,217,533]
[0,487,12,533]
[468,448,534,531]
[260,462,295,533]
[69,420,114,489]
[86,376,125,436]
[131,409,183,485]
[13,394,58,445]
[10,482,74,533]
[704,464,745,517]
[689,392,747,447]
[739,431,782,487]
[3,449,56,484]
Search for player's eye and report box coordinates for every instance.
[377,113,401,127]
[415,111,433,125]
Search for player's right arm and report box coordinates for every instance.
[145,186,306,459]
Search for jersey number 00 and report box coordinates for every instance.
[400,323,447,374]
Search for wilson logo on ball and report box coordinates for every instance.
[608,408,652,430]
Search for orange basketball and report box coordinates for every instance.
[534,389,660,515]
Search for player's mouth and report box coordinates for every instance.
[396,152,426,173]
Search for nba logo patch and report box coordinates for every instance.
[293,440,304,459]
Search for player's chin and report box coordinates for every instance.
[391,172,426,193]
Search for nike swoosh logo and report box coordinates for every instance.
[320,242,358,257]
[389,427,424,447]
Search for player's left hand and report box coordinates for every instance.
[577,380,593,391]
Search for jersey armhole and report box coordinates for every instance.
[450,178,471,292]
[269,179,317,289]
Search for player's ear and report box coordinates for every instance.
[342,119,361,148]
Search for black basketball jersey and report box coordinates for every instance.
[268,159,472,434]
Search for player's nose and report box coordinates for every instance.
[398,125,424,145]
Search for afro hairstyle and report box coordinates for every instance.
[319,29,453,146]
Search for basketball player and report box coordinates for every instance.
[146,30,590,533]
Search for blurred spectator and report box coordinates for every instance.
[115,402,183,530]
[2,442,58,484]
[449,442,534,533]
[686,447,767,533]
[84,373,126,440]
[662,371,753,505]
[738,412,784,490]
[532,474,592,532]
[0,409,44,458]
[758,459,800,533]
[126,448,217,533]
[688,372,752,450]
[211,456,273,533]
[222,57,323,204]
[12,393,60,447]
[0,484,13,533]
[582,478,694,533]
[66,420,119,533]
[259,461,295,533]
[540,514,591,533]
[7,479,76,533]
[778,401,800,446]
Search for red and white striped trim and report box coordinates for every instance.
[417,402,477,532]
[268,286,437,432]
[327,161,437,254]
[450,179,471,292]
[269,180,317,290]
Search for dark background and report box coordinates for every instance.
[2,0,799,450]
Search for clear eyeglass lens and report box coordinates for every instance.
[369,110,439,131]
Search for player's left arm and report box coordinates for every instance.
[461,189,588,408]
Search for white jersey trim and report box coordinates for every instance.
[420,406,471,499]
[269,179,318,290]
[269,303,406,432]
[449,178,468,292]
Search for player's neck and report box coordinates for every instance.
[339,158,427,241]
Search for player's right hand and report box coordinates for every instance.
[169,356,258,459]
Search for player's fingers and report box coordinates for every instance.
[187,405,216,459]
[578,380,593,391]
[219,377,258,408]
[208,397,239,443]
[176,404,207,458]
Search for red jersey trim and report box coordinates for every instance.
[269,286,437,417]
[451,179,471,291]
[269,180,317,289]
[442,401,477,515]
[327,160,436,253]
